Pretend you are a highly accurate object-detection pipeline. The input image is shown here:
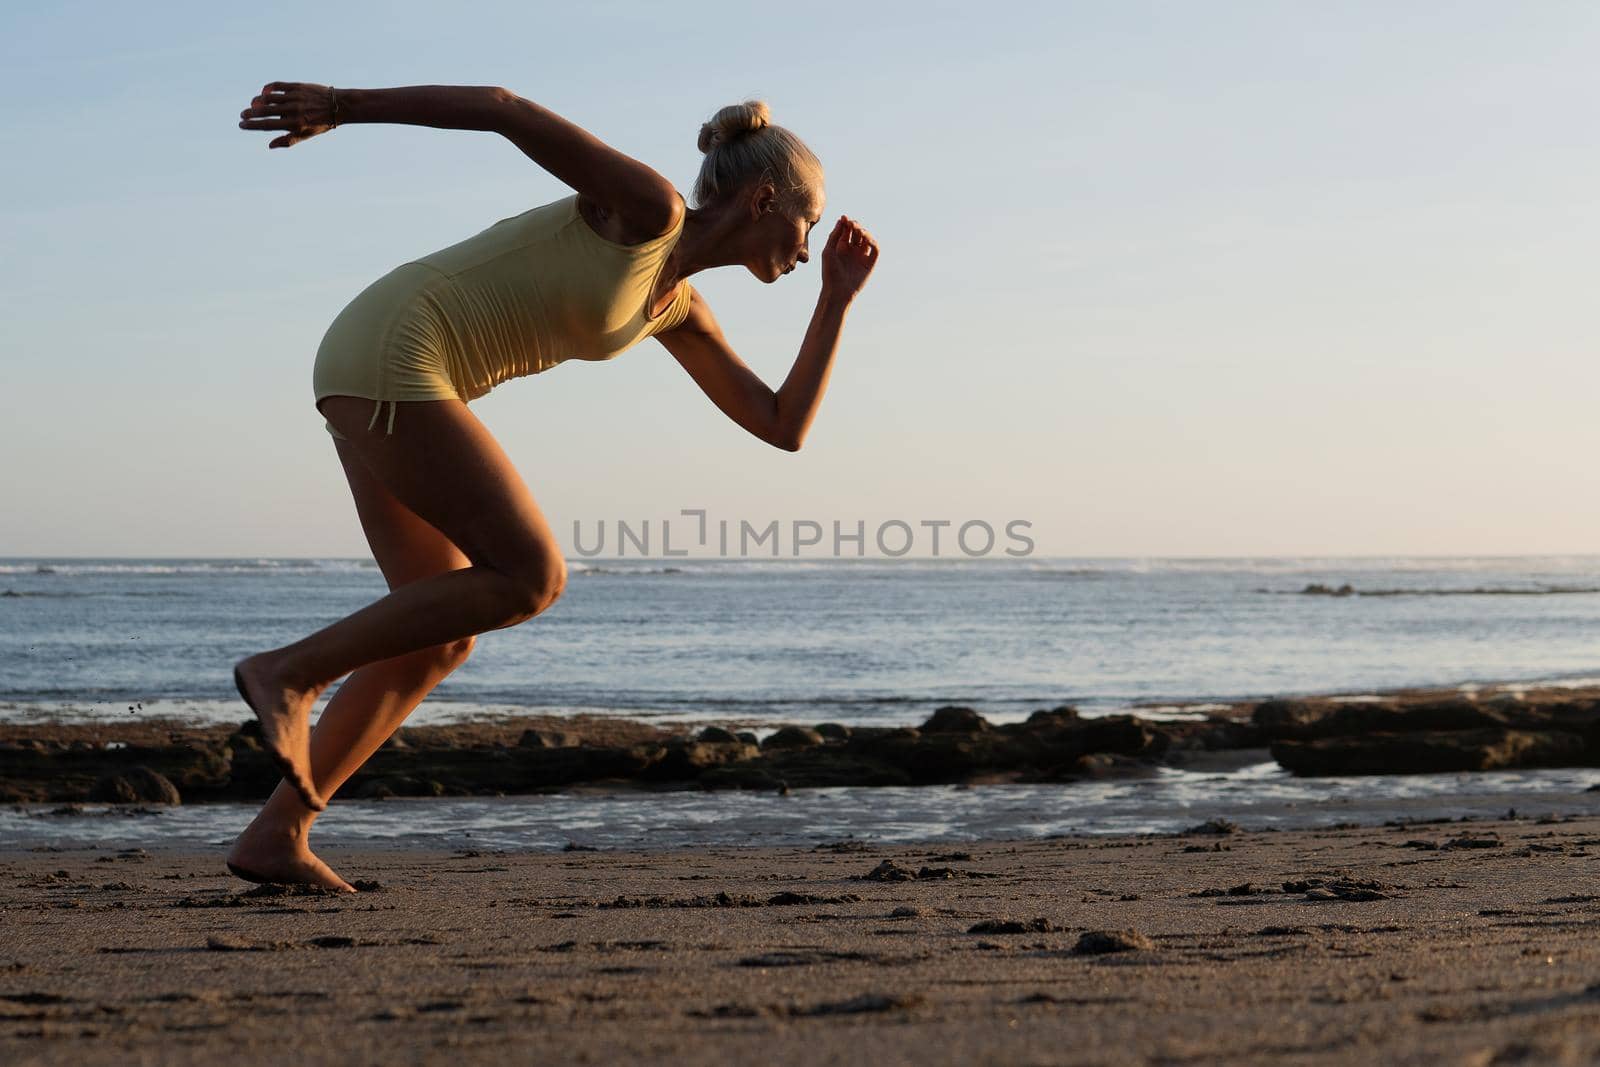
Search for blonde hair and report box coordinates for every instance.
[692,100,824,214]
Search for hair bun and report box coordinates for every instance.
[697,100,771,154]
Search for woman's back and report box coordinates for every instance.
[315,194,694,415]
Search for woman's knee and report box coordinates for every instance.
[437,634,476,674]
[402,634,476,679]
[499,556,568,622]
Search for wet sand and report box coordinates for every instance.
[9,814,1600,1065]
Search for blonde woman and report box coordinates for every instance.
[230,83,879,890]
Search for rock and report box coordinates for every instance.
[354,779,396,800]
[798,993,923,1016]
[697,765,788,792]
[761,726,824,750]
[1061,753,1156,780]
[1025,706,1082,725]
[696,726,739,744]
[1272,729,1586,776]
[647,739,761,780]
[518,729,580,748]
[0,735,230,803]
[747,747,912,788]
[88,766,180,805]
[860,860,916,882]
[350,775,445,798]
[1182,818,1239,836]
[968,918,1053,934]
[1255,698,1511,742]
[1284,878,1394,902]
[851,730,993,783]
[1073,929,1154,955]
[735,731,759,745]
[1443,836,1502,850]
[815,722,852,740]
[1251,700,1330,741]
[921,706,990,733]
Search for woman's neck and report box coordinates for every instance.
[661,202,746,284]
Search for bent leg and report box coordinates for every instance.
[230,436,483,889]
[233,397,568,811]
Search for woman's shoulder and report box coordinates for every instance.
[574,192,685,251]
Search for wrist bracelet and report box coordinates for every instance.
[330,87,340,128]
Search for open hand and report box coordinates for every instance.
[239,82,336,149]
[820,216,880,300]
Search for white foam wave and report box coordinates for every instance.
[0,559,380,576]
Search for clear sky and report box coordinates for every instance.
[3,1,1598,558]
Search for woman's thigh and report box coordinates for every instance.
[332,436,469,590]
[318,396,563,584]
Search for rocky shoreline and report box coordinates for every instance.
[5,684,1600,806]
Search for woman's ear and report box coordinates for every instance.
[750,181,778,219]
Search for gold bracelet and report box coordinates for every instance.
[330,87,340,128]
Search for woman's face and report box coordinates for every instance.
[746,188,824,284]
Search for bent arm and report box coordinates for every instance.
[655,288,852,453]
[249,83,678,233]
[342,85,678,234]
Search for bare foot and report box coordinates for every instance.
[226,829,355,892]
[233,654,326,811]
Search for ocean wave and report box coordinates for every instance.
[573,564,687,576]
[1049,556,1600,577]
[1263,583,1600,598]
[0,559,381,577]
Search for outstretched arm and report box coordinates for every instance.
[655,217,881,452]
[237,82,679,234]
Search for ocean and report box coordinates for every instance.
[8,555,1600,850]
[5,555,1600,725]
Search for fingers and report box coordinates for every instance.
[824,216,849,256]
[827,215,880,261]
[240,82,332,146]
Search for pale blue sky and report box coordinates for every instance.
[2,1,1598,557]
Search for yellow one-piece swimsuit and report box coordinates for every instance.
[311,193,694,439]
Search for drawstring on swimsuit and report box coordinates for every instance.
[364,399,398,436]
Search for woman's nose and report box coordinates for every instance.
[797,247,809,263]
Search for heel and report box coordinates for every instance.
[226,861,272,885]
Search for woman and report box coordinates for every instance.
[231,82,879,890]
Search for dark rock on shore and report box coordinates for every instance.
[0,728,229,804]
[88,766,181,805]
[12,685,1600,803]
[1271,728,1586,776]
[921,706,990,733]
[1249,691,1600,777]
[519,728,581,748]
[762,726,825,750]
[1254,698,1511,741]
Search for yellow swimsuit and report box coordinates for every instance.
[311,193,694,439]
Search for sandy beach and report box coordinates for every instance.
[9,812,1600,1065]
